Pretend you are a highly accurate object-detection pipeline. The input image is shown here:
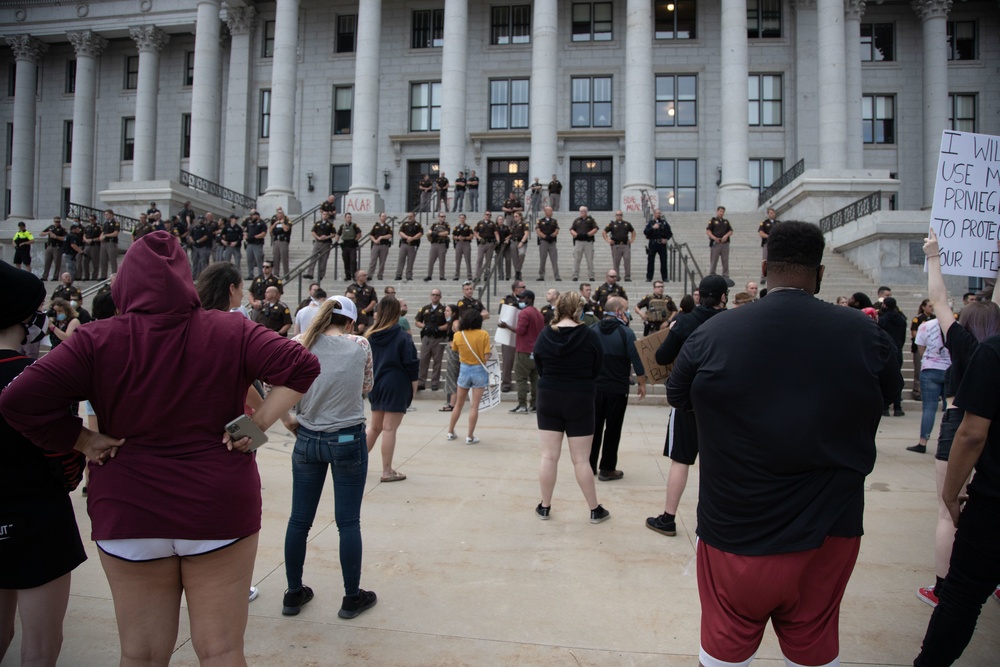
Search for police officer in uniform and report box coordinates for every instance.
[255,285,292,336]
[81,215,103,280]
[495,215,513,281]
[452,214,474,280]
[706,205,733,278]
[758,207,779,266]
[132,214,155,243]
[453,172,467,212]
[40,216,67,281]
[206,213,223,264]
[535,206,561,281]
[540,288,559,325]
[603,211,636,282]
[395,213,423,281]
[249,261,283,315]
[570,206,598,282]
[350,270,378,329]
[474,211,499,281]
[336,212,362,281]
[508,212,530,281]
[498,280,526,392]
[580,283,601,325]
[62,224,85,281]
[243,210,268,279]
[52,273,83,303]
[456,280,489,320]
[436,172,450,212]
[644,209,673,282]
[502,192,523,217]
[635,281,673,336]
[467,171,480,212]
[221,215,245,272]
[98,210,121,280]
[269,208,293,277]
[415,289,449,391]
[547,174,563,211]
[305,211,336,281]
[424,213,451,281]
[595,270,627,309]
[189,216,213,279]
[368,212,393,281]
[418,174,433,212]
[320,194,338,219]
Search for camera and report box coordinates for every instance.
[45,308,57,319]
[226,423,239,434]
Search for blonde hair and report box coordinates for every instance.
[299,299,353,350]
[550,290,583,329]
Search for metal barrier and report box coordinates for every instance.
[819,191,882,233]
[67,203,142,233]
[179,170,256,210]
[758,159,805,207]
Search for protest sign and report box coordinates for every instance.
[495,304,518,347]
[929,130,1000,278]
[634,328,672,384]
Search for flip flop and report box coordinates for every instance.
[381,471,406,483]
[439,405,454,412]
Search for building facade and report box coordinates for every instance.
[1,0,996,223]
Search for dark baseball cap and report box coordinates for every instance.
[521,290,535,301]
[699,275,732,299]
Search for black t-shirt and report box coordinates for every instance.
[944,323,979,398]
[954,335,1000,501]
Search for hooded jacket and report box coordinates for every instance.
[533,323,603,392]
[0,231,320,541]
[595,317,645,394]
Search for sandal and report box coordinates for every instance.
[439,405,454,412]
[380,471,407,482]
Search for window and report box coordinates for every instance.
[124,55,139,90]
[63,120,73,164]
[748,74,782,126]
[412,9,445,49]
[259,89,271,138]
[409,82,442,132]
[655,159,697,212]
[258,167,268,196]
[947,21,976,61]
[655,1,696,40]
[489,79,529,129]
[747,0,780,38]
[336,15,357,53]
[5,123,11,165]
[65,60,76,94]
[122,117,136,161]
[6,62,15,97]
[333,86,353,135]
[184,51,195,86]
[181,113,192,158]
[491,5,531,45]
[655,75,697,127]
[748,159,784,193]
[860,23,894,61]
[571,76,612,128]
[572,3,612,42]
[949,94,976,133]
[62,188,71,217]
[862,94,895,144]
[262,21,275,58]
[331,164,351,200]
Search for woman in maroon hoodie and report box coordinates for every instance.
[0,231,319,666]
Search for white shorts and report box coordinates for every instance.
[97,537,240,562]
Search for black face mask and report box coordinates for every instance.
[21,311,47,345]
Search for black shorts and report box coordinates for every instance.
[663,406,698,465]
[0,493,86,589]
[536,387,595,437]
[936,407,963,462]
[13,245,32,265]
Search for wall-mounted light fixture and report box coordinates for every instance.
[307,170,315,192]
[716,164,723,187]
[383,169,391,191]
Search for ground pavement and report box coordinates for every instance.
[4,398,998,666]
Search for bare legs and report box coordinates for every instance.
[0,572,72,667]
[367,410,405,478]
[538,430,599,510]
[448,387,469,436]
[663,461,690,515]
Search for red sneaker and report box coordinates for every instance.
[993,587,1000,605]
[917,586,939,608]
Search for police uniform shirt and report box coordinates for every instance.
[499,293,521,316]
[207,219,222,242]
[84,222,103,244]
[758,218,778,246]
[52,284,83,303]
[497,222,512,246]
[399,220,423,245]
[133,222,154,240]
[571,216,597,241]
[246,219,267,244]
[419,178,433,194]
[595,282,627,306]
[191,223,211,247]
[173,218,189,240]
[540,304,555,325]
[510,221,529,245]
[474,220,497,244]
[453,222,474,242]
[338,222,361,246]
[548,179,562,194]
[467,175,480,190]
[582,298,603,322]
[271,218,292,242]
[536,217,559,241]
[416,304,448,337]
[311,219,335,243]
[351,283,377,312]
[637,294,670,323]
[257,301,292,333]
[436,176,449,193]
[370,221,393,244]
[319,200,337,218]
[429,220,451,243]
[605,219,634,244]
[102,219,120,243]
[222,221,244,245]
[457,297,485,317]
[250,275,283,301]
[707,217,732,241]
[44,224,67,247]
[503,197,522,212]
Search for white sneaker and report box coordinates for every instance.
[249,586,259,603]
[466,436,480,444]
[445,432,457,441]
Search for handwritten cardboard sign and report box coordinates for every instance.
[634,327,672,384]
[930,130,1000,278]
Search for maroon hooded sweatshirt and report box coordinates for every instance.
[0,231,319,540]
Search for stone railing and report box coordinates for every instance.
[758,159,805,207]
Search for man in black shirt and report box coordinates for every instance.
[305,210,336,281]
[602,211,636,282]
[435,172,450,212]
[667,222,900,667]
[467,171,480,212]
[220,215,244,272]
[40,216,67,281]
[758,207,778,263]
[644,209,673,282]
[418,174,433,212]
[570,206,598,282]
[425,213,451,281]
[367,212,394,281]
[81,215,102,280]
[395,213,423,281]
[452,214,474,281]
[98,210,120,280]
[473,212,498,282]
[62,223,85,280]
[453,172,467,212]
[415,288,448,391]
[502,192,522,217]
[189,217,212,279]
[547,174,562,211]
[243,210,268,280]
[535,207,561,281]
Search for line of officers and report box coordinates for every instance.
[34,211,122,282]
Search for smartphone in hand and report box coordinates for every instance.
[225,414,269,451]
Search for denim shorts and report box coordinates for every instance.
[457,362,488,389]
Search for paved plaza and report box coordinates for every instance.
[4,397,998,666]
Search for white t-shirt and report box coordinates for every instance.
[294,301,321,335]
[916,319,951,371]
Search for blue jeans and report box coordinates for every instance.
[919,369,947,440]
[284,423,367,596]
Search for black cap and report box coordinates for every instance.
[521,290,535,301]
[698,275,731,300]
[0,261,46,330]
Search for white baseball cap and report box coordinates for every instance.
[331,295,358,321]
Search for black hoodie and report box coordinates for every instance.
[533,324,603,392]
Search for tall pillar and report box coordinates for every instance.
[5,35,47,220]
[190,0,223,182]
[844,0,865,169]
[440,0,469,190]
[817,0,848,169]
[717,0,755,211]
[793,0,820,170]
[261,0,300,213]
[224,7,257,195]
[621,0,654,212]
[129,26,170,182]
[67,30,108,209]
[914,0,951,209]
[529,0,558,189]
[347,0,382,208]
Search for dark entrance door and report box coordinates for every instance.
[487,158,529,212]
[407,160,439,212]
[569,157,613,210]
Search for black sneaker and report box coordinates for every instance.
[894,409,905,417]
[535,503,551,520]
[646,513,677,536]
[282,585,314,616]
[589,505,610,524]
[303,274,314,279]
[907,444,927,454]
[509,405,529,414]
[338,589,377,619]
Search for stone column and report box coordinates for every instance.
[261,0,300,212]
[793,0,819,170]
[717,0,755,211]
[914,0,951,209]
[347,0,382,211]
[844,0,865,169]
[66,30,108,209]
[529,0,558,190]
[224,6,257,195]
[129,26,170,182]
[817,0,848,169]
[440,0,469,193]
[621,0,654,212]
[190,0,223,182]
[5,35,47,219]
